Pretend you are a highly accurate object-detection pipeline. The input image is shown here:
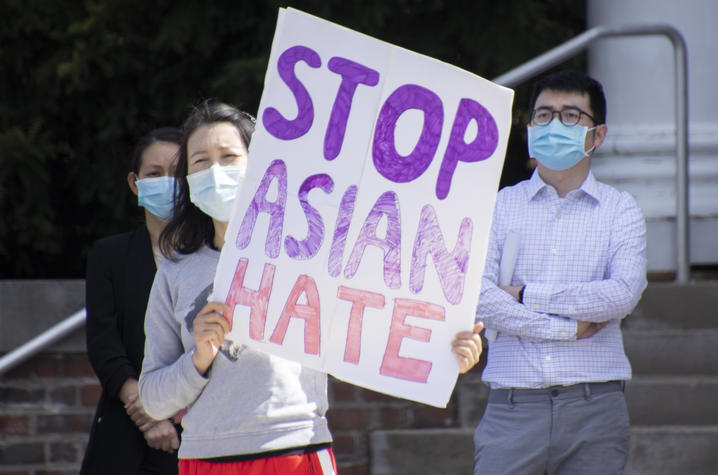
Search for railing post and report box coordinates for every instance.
[670,29,690,283]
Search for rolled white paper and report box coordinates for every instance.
[485,231,520,341]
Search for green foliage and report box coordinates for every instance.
[0,0,584,277]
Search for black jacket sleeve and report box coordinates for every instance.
[85,232,140,399]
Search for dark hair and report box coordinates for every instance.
[159,100,256,257]
[129,127,182,174]
[528,70,607,125]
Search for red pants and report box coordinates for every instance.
[179,448,336,475]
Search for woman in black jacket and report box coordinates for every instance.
[81,127,183,474]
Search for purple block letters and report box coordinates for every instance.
[262,46,321,140]
[327,185,358,277]
[344,191,402,289]
[372,84,444,184]
[236,160,288,259]
[410,205,472,305]
[436,98,498,199]
[324,57,380,160]
[285,173,334,260]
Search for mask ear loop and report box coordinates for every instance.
[583,126,598,157]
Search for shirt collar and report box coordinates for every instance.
[526,169,601,203]
[579,171,601,202]
[526,170,547,200]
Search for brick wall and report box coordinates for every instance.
[0,351,479,474]
[327,376,463,474]
[0,353,98,475]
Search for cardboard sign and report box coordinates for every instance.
[212,8,513,407]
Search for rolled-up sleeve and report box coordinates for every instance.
[476,198,577,342]
[521,192,647,322]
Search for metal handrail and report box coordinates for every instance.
[492,23,690,283]
[0,308,86,376]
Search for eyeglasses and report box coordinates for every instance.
[530,107,596,127]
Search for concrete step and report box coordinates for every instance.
[369,426,718,475]
[626,426,718,475]
[626,376,718,426]
[370,428,474,475]
[623,329,718,375]
[456,374,490,428]
[627,281,718,330]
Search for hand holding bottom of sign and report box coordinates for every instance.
[192,302,231,375]
[452,322,484,374]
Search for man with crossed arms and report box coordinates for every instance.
[474,70,647,474]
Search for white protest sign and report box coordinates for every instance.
[212,7,513,407]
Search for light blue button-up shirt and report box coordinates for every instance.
[476,170,647,389]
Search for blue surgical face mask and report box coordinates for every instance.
[136,176,176,221]
[187,164,246,222]
[527,120,596,171]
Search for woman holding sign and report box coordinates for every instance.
[139,100,483,475]
[139,101,336,474]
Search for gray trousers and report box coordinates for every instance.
[473,382,630,475]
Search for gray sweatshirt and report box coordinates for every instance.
[139,246,331,459]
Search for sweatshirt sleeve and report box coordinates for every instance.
[139,264,209,420]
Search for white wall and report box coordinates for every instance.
[587,0,718,271]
